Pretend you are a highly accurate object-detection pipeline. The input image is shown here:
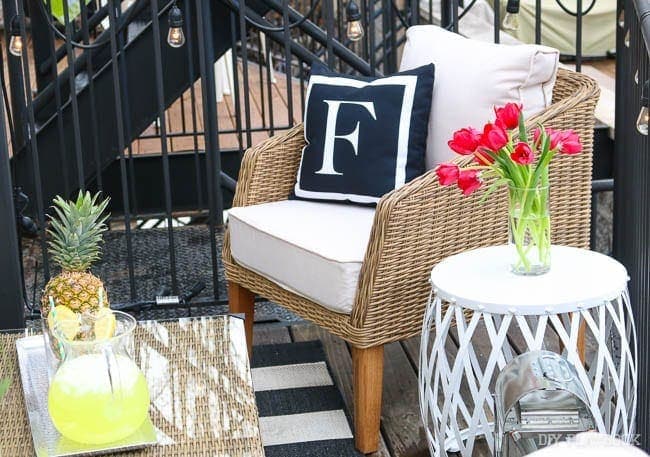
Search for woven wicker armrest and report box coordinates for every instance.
[349,169,506,343]
[349,69,600,345]
[232,124,305,207]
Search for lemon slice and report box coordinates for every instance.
[94,308,117,340]
[48,305,80,340]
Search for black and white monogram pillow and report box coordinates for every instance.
[293,63,435,205]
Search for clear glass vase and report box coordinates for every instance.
[508,185,551,275]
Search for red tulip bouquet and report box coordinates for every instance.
[435,103,582,275]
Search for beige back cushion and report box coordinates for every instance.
[399,25,559,170]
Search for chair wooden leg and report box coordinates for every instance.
[352,345,384,454]
[562,314,587,365]
[228,282,255,357]
[577,319,587,364]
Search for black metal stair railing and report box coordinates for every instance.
[0,0,410,324]
[0,0,243,323]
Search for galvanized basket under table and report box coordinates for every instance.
[419,245,638,457]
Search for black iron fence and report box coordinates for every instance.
[615,0,650,450]
[1,0,234,322]
[0,0,382,326]
[0,0,617,328]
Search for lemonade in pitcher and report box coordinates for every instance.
[47,309,150,445]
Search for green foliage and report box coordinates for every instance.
[47,191,110,272]
[47,0,94,27]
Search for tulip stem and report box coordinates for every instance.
[509,185,551,275]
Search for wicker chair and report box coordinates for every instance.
[223,68,600,453]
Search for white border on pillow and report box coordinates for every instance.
[295,74,418,203]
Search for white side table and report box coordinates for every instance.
[419,245,638,457]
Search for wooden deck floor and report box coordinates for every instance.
[252,321,491,457]
[132,59,304,155]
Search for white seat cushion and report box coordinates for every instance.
[228,200,375,314]
[399,25,559,169]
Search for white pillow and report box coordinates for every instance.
[399,25,559,169]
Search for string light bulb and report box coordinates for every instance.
[167,4,185,48]
[624,29,630,47]
[502,0,520,32]
[346,0,364,42]
[9,16,23,57]
[637,80,649,135]
[618,9,625,28]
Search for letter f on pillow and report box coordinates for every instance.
[317,100,377,176]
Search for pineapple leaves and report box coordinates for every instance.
[46,191,111,272]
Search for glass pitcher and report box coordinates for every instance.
[47,310,150,445]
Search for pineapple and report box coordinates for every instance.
[41,191,110,319]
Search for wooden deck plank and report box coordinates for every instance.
[130,79,243,155]
[235,60,271,149]
[126,58,306,156]
[191,80,206,130]
[167,83,204,152]
[221,71,248,154]
[267,80,292,130]
[165,81,237,152]
[381,342,429,456]
[267,72,302,127]
[590,58,616,80]
[133,134,173,156]
[273,73,304,125]
[222,95,244,153]
[290,324,392,457]
[253,323,292,345]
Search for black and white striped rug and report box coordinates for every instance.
[251,340,362,456]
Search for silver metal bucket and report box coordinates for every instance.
[494,350,596,456]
